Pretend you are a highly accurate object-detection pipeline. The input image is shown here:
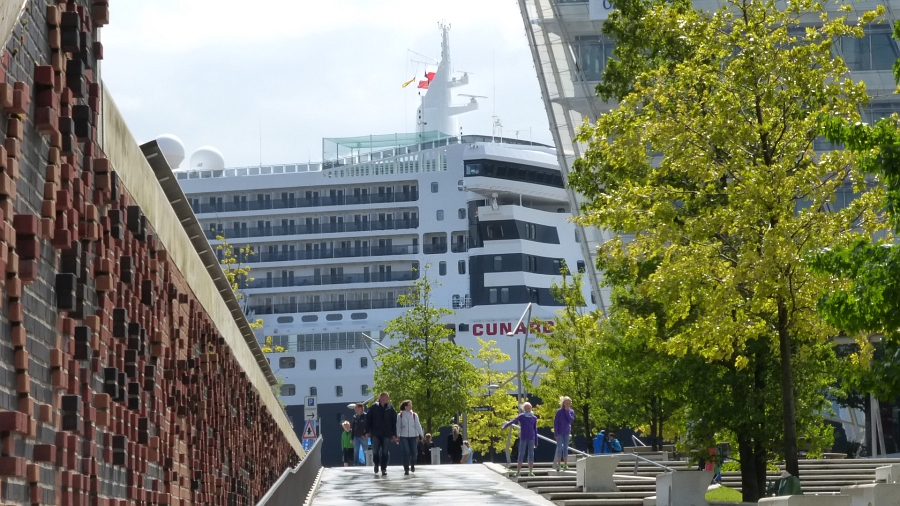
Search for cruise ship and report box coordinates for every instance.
[166,25,595,464]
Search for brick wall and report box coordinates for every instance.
[0,1,300,504]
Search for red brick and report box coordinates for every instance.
[14,212,40,233]
[0,456,25,477]
[35,66,55,88]
[0,411,27,433]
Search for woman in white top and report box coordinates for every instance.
[396,400,424,475]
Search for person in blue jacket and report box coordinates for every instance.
[594,430,623,454]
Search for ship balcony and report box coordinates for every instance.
[205,218,419,240]
[245,270,419,290]
[192,191,418,215]
[247,297,404,315]
[228,245,419,264]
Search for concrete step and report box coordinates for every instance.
[556,500,645,506]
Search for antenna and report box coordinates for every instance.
[258,118,262,167]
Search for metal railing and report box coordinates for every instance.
[247,270,418,289]
[226,245,419,264]
[193,191,419,214]
[504,425,674,475]
[205,218,419,239]
[257,437,323,506]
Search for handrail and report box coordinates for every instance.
[503,426,674,475]
[257,437,323,506]
[632,435,648,447]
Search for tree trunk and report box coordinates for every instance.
[777,300,800,477]
[650,398,659,451]
[582,404,591,452]
[738,434,761,502]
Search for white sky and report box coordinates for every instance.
[100,1,552,168]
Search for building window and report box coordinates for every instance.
[335,358,343,370]
[280,384,296,396]
[500,288,510,304]
[553,259,562,275]
[360,357,368,369]
[439,261,447,276]
[458,208,466,220]
[436,210,444,221]
[458,260,466,275]
[493,256,503,271]
[431,182,439,193]
[336,386,343,397]
[310,386,317,396]
[577,260,586,273]
[279,357,296,369]
[361,384,369,396]
[574,35,616,81]
[489,288,498,304]
[525,223,536,240]
[309,359,317,371]
[835,25,899,71]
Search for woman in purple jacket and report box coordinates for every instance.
[502,402,539,477]
[554,396,575,471]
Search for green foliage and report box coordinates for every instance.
[530,271,607,443]
[466,339,520,457]
[373,272,478,433]
[217,235,264,330]
[706,486,743,502]
[812,54,900,400]
[574,0,886,493]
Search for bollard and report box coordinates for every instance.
[841,482,900,506]
[430,447,442,465]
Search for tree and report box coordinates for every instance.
[466,338,519,460]
[373,272,478,433]
[217,235,264,330]
[531,271,607,448]
[572,0,886,496]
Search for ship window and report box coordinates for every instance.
[575,230,580,243]
[500,288,510,304]
[458,208,466,220]
[276,316,294,324]
[553,259,562,275]
[279,357,296,369]
[361,385,369,396]
[489,288,498,304]
[493,256,503,271]
[436,210,444,221]
[336,386,343,397]
[309,359,317,371]
[439,262,447,276]
[360,357,368,369]
[486,224,503,239]
[459,323,469,332]
[326,314,343,321]
[335,358,343,370]
[351,312,368,320]
[431,182,439,193]
[280,384,296,396]
[577,260,586,273]
[458,260,466,275]
[310,386,317,396]
[301,315,318,322]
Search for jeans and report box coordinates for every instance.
[556,434,571,459]
[353,436,367,466]
[518,439,535,464]
[399,437,418,471]
[371,436,390,472]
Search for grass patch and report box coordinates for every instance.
[706,486,743,502]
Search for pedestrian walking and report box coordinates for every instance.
[396,400,424,475]
[502,402,539,477]
[341,421,354,467]
[350,402,368,466]
[554,396,575,471]
[447,424,464,463]
[365,392,398,476]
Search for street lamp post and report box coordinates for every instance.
[507,303,533,408]
[486,383,498,463]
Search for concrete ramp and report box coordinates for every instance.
[310,465,555,505]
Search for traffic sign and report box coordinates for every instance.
[301,419,317,440]
[304,396,318,420]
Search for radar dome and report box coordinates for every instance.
[155,134,185,170]
[189,146,225,172]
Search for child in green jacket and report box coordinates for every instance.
[341,421,354,467]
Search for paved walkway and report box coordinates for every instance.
[310,465,554,505]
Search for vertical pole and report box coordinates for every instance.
[517,339,523,409]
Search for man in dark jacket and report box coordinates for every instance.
[350,403,368,466]
[365,392,397,476]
